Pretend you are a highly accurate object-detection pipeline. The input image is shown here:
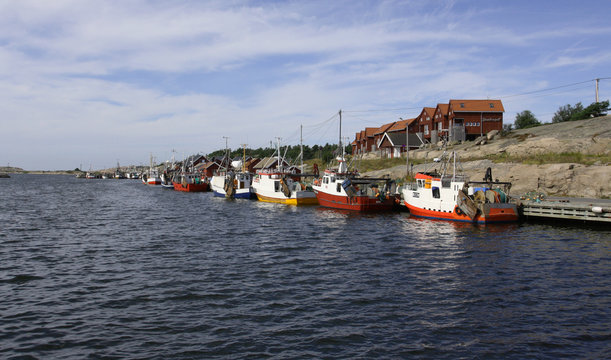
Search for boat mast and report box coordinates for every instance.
[276,137,281,171]
[222,136,229,171]
[339,109,343,158]
[241,144,247,173]
[300,124,304,173]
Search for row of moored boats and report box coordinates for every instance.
[135,145,519,224]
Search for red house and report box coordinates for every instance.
[448,100,504,140]
[415,107,436,141]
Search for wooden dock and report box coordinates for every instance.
[519,197,611,224]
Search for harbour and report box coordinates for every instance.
[1,174,610,359]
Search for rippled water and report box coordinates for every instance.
[1,174,610,359]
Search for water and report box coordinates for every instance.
[1,174,609,359]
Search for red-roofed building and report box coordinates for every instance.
[415,107,436,141]
[432,104,450,140]
[448,100,504,140]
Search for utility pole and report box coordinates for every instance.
[595,78,600,102]
[405,120,409,177]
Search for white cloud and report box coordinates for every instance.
[0,0,610,169]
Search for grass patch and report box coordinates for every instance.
[483,152,610,165]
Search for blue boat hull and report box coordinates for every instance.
[213,190,255,199]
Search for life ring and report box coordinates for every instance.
[455,206,463,216]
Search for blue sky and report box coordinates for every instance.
[1,0,610,170]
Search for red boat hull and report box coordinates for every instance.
[315,190,396,212]
[172,182,209,192]
[404,201,518,223]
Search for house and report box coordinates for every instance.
[378,132,424,158]
[373,122,396,153]
[415,107,436,141]
[448,99,504,140]
[197,159,223,177]
[253,157,292,172]
[432,104,450,140]
[351,127,379,155]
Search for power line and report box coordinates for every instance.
[499,77,609,99]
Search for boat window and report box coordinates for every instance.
[274,181,280,192]
[336,183,342,193]
[432,187,440,199]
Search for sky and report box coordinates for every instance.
[1,0,610,170]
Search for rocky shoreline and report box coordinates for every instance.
[364,116,611,199]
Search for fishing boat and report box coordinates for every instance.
[210,142,255,199]
[311,110,396,211]
[172,156,208,192]
[312,158,396,211]
[142,153,161,185]
[211,171,255,198]
[173,173,209,192]
[401,151,518,223]
[160,172,175,189]
[253,170,318,205]
[252,138,317,205]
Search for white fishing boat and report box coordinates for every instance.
[142,153,161,185]
[252,138,317,205]
[401,151,518,223]
[211,171,255,199]
[210,142,255,199]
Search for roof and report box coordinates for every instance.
[422,107,435,117]
[387,118,411,132]
[365,127,378,138]
[253,157,290,169]
[449,99,504,112]
[378,132,424,147]
[374,122,396,135]
[436,103,449,115]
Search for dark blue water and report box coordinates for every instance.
[1,174,609,359]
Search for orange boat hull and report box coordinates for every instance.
[405,202,518,223]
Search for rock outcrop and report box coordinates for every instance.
[364,116,611,199]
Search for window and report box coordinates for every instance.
[432,187,440,199]
[490,103,494,108]
[336,183,342,192]
[274,181,280,192]
[424,125,429,135]
[460,103,465,108]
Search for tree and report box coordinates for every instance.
[570,100,610,121]
[514,110,541,129]
[552,102,583,123]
